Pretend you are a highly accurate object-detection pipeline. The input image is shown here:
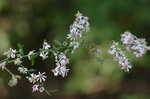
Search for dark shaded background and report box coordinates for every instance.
[0,0,150,99]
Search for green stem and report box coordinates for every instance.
[4,67,15,76]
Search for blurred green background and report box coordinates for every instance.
[0,0,150,99]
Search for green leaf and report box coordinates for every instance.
[54,40,62,46]
[17,43,24,55]
[30,55,37,66]
[28,69,36,72]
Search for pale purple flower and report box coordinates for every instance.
[121,31,135,44]
[121,31,149,57]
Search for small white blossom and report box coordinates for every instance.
[27,72,46,84]
[109,41,132,72]
[36,72,47,83]
[18,67,28,74]
[27,73,38,84]
[42,41,51,50]
[4,48,17,58]
[32,85,45,93]
[0,61,6,70]
[39,87,45,93]
[52,65,69,77]
[14,58,22,65]
[39,41,51,60]
[32,84,39,92]
[40,51,49,60]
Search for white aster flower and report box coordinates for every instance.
[32,85,45,93]
[18,67,28,74]
[39,41,51,60]
[39,51,49,60]
[36,72,47,83]
[32,84,39,92]
[4,48,17,58]
[27,73,38,84]
[52,65,69,77]
[14,58,22,65]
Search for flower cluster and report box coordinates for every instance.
[32,84,45,93]
[121,31,150,57]
[0,10,150,95]
[0,11,90,95]
[52,52,69,77]
[26,72,47,93]
[109,41,132,72]
[109,31,150,72]
[67,11,90,53]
